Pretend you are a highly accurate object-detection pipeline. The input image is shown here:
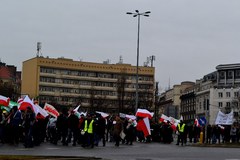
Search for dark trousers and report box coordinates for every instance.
[114,134,121,146]
[177,133,185,145]
[82,132,94,148]
[24,127,33,148]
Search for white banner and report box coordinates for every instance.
[215,110,233,125]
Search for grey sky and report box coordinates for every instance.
[1,0,240,91]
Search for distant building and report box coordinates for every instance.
[180,85,196,124]
[21,56,155,113]
[195,64,240,125]
[216,63,240,88]
[158,81,195,119]
[0,61,21,100]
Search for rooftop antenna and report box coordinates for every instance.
[37,42,42,57]
[119,55,123,64]
[144,57,150,67]
[150,55,155,67]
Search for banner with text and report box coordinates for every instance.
[215,110,233,125]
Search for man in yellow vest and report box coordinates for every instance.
[176,120,186,146]
[82,113,95,148]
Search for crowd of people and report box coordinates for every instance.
[0,106,147,148]
[0,106,240,149]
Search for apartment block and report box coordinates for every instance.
[21,56,155,113]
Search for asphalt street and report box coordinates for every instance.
[0,141,239,160]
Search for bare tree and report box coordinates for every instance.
[116,69,127,113]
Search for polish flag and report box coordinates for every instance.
[35,104,49,118]
[137,117,151,137]
[17,97,24,104]
[96,111,109,118]
[0,95,10,107]
[44,103,59,118]
[18,95,39,115]
[159,114,169,123]
[136,109,154,119]
[194,118,200,127]
[126,114,136,120]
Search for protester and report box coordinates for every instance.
[205,124,212,144]
[113,115,123,147]
[95,114,106,147]
[82,113,95,148]
[22,106,35,148]
[230,124,237,143]
[125,119,135,145]
[176,120,186,146]
[67,110,79,146]
[9,106,22,145]
[56,108,68,145]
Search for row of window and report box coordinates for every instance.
[39,96,119,105]
[40,85,153,98]
[40,67,153,81]
[218,102,239,108]
[183,114,195,121]
[218,91,239,98]
[181,105,195,112]
[219,70,240,79]
[40,77,152,90]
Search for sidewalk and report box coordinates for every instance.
[191,142,240,148]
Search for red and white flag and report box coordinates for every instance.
[0,95,10,107]
[44,103,59,118]
[194,118,200,127]
[96,111,109,118]
[137,117,151,137]
[136,109,154,119]
[18,95,39,115]
[17,97,24,104]
[159,114,169,123]
[35,104,49,118]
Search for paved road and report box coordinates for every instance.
[0,141,239,160]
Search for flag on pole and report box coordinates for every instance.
[96,111,109,118]
[73,105,82,118]
[17,97,24,104]
[35,104,49,118]
[159,114,169,123]
[8,101,19,108]
[18,95,39,115]
[137,117,151,137]
[180,115,183,121]
[194,118,200,127]
[0,95,10,107]
[44,103,59,118]
[136,109,154,119]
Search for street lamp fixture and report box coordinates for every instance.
[126,10,151,112]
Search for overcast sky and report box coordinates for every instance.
[1,0,240,92]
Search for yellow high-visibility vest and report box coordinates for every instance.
[84,120,94,133]
[177,123,185,133]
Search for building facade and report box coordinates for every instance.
[180,85,196,124]
[158,81,195,119]
[0,61,21,100]
[21,56,155,113]
[194,64,240,125]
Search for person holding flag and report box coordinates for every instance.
[22,106,35,148]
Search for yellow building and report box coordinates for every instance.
[21,56,155,113]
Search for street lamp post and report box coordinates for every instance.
[127,10,151,112]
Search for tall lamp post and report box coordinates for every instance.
[126,10,151,112]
